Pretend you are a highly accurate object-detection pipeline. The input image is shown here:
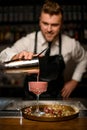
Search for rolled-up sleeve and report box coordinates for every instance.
[0,47,17,62]
[71,41,87,81]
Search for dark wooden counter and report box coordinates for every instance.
[0,98,87,130]
[0,117,87,130]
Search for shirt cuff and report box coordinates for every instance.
[72,72,83,82]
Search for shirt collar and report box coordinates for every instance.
[38,31,60,46]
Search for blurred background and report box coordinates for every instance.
[0,0,87,98]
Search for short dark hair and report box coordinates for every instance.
[41,0,63,16]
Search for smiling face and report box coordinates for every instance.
[39,12,63,42]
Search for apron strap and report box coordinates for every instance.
[34,31,38,53]
[59,33,62,55]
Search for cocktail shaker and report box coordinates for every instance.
[3,57,39,73]
[2,48,48,74]
[0,55,62,82]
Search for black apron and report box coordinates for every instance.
[23,31,65,99]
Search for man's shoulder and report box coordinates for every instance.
[26,31,36,37]
[62,33,74,40]
[62,33,76,43]
[26,30,41,37]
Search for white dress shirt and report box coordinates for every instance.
[0,31,87,82]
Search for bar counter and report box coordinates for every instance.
[0,98,87,130]
[0,117,87,130]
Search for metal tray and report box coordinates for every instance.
[0,98,14,110]
[6,100,87,110]
[22,104,79,122]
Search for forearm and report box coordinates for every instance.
[0,48,16,63]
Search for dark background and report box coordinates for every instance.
[0,0,87,5]
[0,0,87,99]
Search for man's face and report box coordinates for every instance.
[39,12,63,42]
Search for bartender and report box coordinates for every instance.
[0,0,87,99]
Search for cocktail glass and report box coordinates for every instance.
[28,81,48,116]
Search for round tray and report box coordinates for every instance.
[21,104,79,122]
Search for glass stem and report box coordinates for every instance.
[36,94,39,112]
[36,94,40,113]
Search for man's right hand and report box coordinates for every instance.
[11,51,34,60]
[11,51,39,74]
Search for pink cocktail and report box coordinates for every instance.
[29,81,47,95]
[28,81,48,116]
